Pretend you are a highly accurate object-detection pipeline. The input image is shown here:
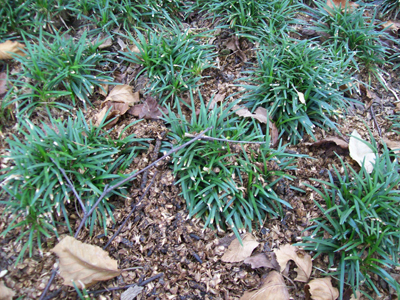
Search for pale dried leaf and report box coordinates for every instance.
[0,40,25,59]
[274,244,312,282]
[298,92,306,104]
[0,281,15,300]
[104,85,139,105]
[98,37,113,49]
[121,285,144,300]
[0,72,7,95]
[208,92,226,110]
[221,233,259,263]
[52,236,121,288]
[349,291,362,300]
[308,277,339,300]
[128,96,167,119]
[239,271,289,300]
[349,130,376,173]
[244,253,279,270]
[383,138,400,154]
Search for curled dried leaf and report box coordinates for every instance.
[244,253,280,270]
[0,40,25,59]
[307,277,339,300]
[274,244,312,282]
[52,236,121,288]
[240,271,289,300]
[0,281,15,300]
[349,130,376,173]
[221,233,259,263]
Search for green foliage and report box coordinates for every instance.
[379,0,400,18]
[298,137,400,299]
[4,30,113,115]
[309,1,393,82]
[119,27,215,106]
[240,38,354,144]
[193,0,301,37]
[0,110,147,263]
[163,92,300,240]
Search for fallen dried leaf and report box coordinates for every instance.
[383,138,400,154]
[326,0,359,12]
[274,244,312,282]
[305,137,348,149]
[239,271,289,300]
[221,233,259,263]
[121,285,144,300]
[127,96,167,119]
[0,40,25,59]
[349,130,376,173]
[225,35,247,62]
[208,92,226,110]
[244,253,280,270]
[104,85,139,104]
[0,281,15,300]
[0,72,7,95]
[52,236,121,288]
[233,105,279,146]
[307,277,339,300]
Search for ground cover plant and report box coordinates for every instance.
[163,93,300,239]
[0,0,400,298]
[240,37,355,144]
[299,137,400,298]
[0,110,147,263]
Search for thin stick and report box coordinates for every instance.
[50,158,87,214]
[89,273,164,295]
[141,132,165,190]
[184,133,266,144]
[38,127,212,300]
[370,105,382,137]
[104,171,158,250]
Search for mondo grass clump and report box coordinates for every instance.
[379,0,400,18]
[0,110,148,263]
[298,136,400,298]
[163,93,301,240]
[309,1,394,83]
[119,26,215,106]
[240,38,354,144]
[5,30,113,116]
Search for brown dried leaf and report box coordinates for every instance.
[383,138,400,154]
[0,281,15,300]
[274,244,312,282]
[127,96,167,119]
[307,137,348,149]
[244,253,280,270]
[0,40,25,59]
[52,236,121,288]
[307,277,339,300]
[326,0,359,12]
[221,233,259,263]
[349,130,376,173]
[239,271,289,300]
[103,85,139,104]
[233,105,279,146]
[225,36,247,62]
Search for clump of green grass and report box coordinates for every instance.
[298,135,400,299]
[119,26,215,106]
[4,30,113,116]
[162,92,300,240]
[240,37,354,144]
[0,110,148,263]
[379,0,400,18]
[309,1,394,84]
[193,0,301,39]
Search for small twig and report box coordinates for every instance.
[104,171,158,250]
[370,105,382,137]
[50,158,87,214]
[184,133,267,144]
[378,72,399,102]
[141,132,166,190]
[89,273,164,295]
[38,127,212,300]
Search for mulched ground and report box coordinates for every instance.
[0,6,400,300]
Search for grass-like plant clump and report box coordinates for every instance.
[163,93,300,239]
[379,0,400,18]
[0,110,147,263]
[309,1,394,83]
[240,37,354,144]
[298,137,400,298]
[4,30,113,115]
[119,26,215,106]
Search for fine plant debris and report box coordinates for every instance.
[0,0,400,299]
